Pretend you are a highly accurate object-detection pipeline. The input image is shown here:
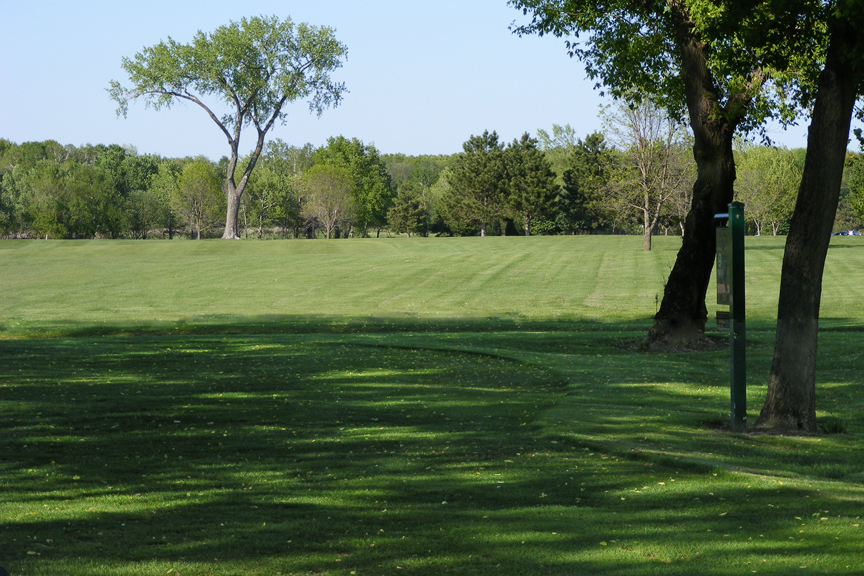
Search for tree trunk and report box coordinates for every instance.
[644,4,742,349]
[645,138,736,347]
[643,209,652,251]
[524,214,531,236]
[480,222,486,237]
[222,181,242,239]
[755,24,860,432]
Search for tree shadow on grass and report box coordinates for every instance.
[0,313,648,339]
[1,318,863,575]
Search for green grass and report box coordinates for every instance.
[1,235,864,575]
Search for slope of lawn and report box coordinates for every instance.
[5,235,841,333]
[1,235,863,575]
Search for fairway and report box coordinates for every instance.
[2,236,864,575]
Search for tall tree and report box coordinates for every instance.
[756,4,864,432]
[554,132,613,234]
[109,15,347,239]
[446,131,507,237]
[174,160,224,239]
[510,0,809,347]
[734,144,800,236]
[301,165,355,239]
[602,100,694,251]
[505,133,558,236]
[536,124,579,187]
[312,136,394,236]
[845,149,864,226]
[388,182,428,238]
[149,159,184,239]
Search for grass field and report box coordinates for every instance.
[1,236,863,575]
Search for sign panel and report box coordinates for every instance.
[716,310,730,331]
[716,226,731,306]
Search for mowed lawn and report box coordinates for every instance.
[1,236,863,576]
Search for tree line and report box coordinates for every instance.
[2,122,863,241]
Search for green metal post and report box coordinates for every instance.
[728,202,746,431]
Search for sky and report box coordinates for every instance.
[1,1,813,161]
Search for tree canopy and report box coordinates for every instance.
[510,0,823,348]
[312,136,394,235]
[445,131,507,237]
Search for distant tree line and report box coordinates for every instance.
[3,124,862,242]
[0,136,391,240]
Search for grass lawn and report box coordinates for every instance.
[1,236,863,575]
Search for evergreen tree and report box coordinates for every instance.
[505,133,558,236]
[388,182,427,237]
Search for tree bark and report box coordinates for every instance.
[644,3,743,349]
[643,208,652,252]
[223,178,241,238]
[756,23,861,432]
[524,214,531,236]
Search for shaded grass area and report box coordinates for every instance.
[2,236,864,574]
[2,322,863,575]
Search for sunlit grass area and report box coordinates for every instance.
[1,236,863,575]
[8,235,855,333]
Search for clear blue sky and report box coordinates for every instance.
[1,1,810,160]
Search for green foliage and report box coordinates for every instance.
[505,133,558,235]
[536,123,579,187]
[558,132,614,233]
[444,131,507,236]
[148,158,184,239]
[109,15,347,125]
[109,15,347,238]
[383,154,450,190]
[734,143,801,235]
[126,189,169,239]
[301,164,355,239]
[94,144,159,197]
[22,161,126,239]
[312,136,394,234]
[174,159,225,239]
[236,140,310,238]
[387,182,428,237]
[846,151,864,225]
[509,1,819,133]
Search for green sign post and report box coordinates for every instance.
[715,202,746,431]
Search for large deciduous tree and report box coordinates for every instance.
[109,15,347,239]
[312,136,394,236]
[301,165,356,239]
[509,0,807,347]
[602,100,694,251]
[733,144,800,236]
[755,4,864,432]
[175,160,225,239]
